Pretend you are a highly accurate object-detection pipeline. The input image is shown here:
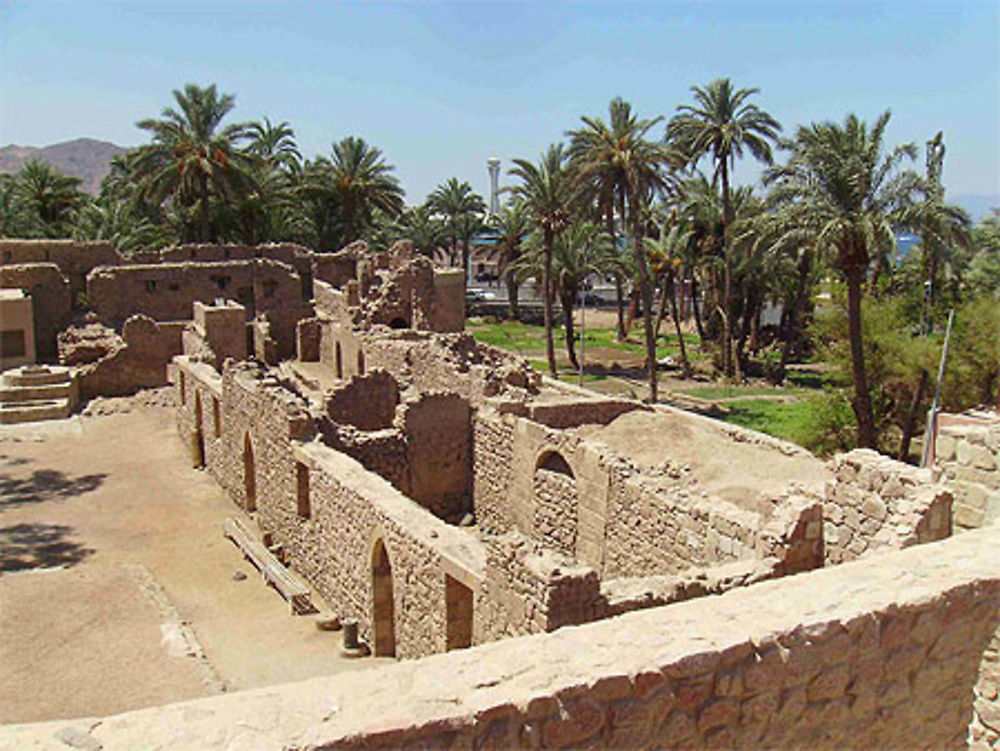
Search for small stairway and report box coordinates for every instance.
[0,365,79,424]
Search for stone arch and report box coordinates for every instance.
[335,341,343,379]
[371,538,396,657]
[243,432,257,512]
[191,390,206,468]
[532,449,579,558]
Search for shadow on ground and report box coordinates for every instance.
[0,461,106,510]
[0,523,95,572]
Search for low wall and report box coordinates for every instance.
[824,449,952,565]
[7,526,999,750]
[78,316,184,398]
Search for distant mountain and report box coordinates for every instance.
[953,194,999,223]
[0,137,126,195]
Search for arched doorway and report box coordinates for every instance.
[371,539,395,657]
[532,450,579,558]
[243,433,257,512]
[192,391,205,468]
[389,317,407,330]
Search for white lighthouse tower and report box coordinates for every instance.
[487,157,501,217]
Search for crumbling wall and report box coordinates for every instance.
[9,527,998,751]
[472,407,517,534]
[325,370,398,430]
[475,532,601,644]
[312,248,358,289]
[400,392,471,521]
[87,259,311,359]
[319,422,410,494]
[0,239,122,301]
[0,263,73,358]
[935,412,1000,530]
[78,316,184,398]
[181,300,248,368]
[824,449,953,565]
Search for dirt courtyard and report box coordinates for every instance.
[0,395,385,725]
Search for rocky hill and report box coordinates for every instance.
[0,137,126,195]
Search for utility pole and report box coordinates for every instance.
[921,308,955,468]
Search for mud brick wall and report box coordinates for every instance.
[79,316,184,398]
[532,469,579,558]
[475,532,600,644]
[0,239,122,301]
[472,408,517,534]
[428,268,465,333]
[0,263,73,358]
[312,250,357,289]
[526,398,642,429]
[935,415,1000,530]
[400,392,471,521]
[319,422,410,495]
[824,449,952,565]
[325,369,399,430]
[13,526,999,751]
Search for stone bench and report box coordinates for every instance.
[222,517,315,615]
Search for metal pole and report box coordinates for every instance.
[920,308,955,467]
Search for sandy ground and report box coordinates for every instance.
[0,398,386,725]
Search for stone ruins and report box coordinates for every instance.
[1,238,998,749]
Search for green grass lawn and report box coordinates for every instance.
[678,384,788,400]
[711,398,815,446]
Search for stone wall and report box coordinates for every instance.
[319,422,410,495]
[78,315,184,398]
[174,358,485,659]
[401,392,471,521]
[823,449,953,565]
[0,239,122,301]
[0,263,73,358]
[475,532,601,643]
[7,526,999,751]
[324,369,398,430]
[87,259,312,359]
[935,411,1000,530]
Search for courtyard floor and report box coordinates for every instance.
[0,393,385,725]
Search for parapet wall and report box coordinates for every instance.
[7,525,998,750]
[823,449,952,565]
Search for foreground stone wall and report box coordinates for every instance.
[823,449,952,565]
[7,526,999,750]
[935,411,1000,530]
[0,263,73,358]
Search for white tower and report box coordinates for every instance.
[487,157,501,217]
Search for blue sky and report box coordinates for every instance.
[2,1,998,208]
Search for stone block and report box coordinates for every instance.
[957,441,997,471]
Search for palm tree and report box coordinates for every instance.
[427,178,486,275]
[509,144,573,376]
[73,196,176,254]
[516,221,619,368]
[645,218,694,378]
[489,200,531,319]
[133,83,257,242]
[13,160,84,237]
[764,111,920,449]
[246,118,302,174]
[567,97,678,401]
[322,136,405,246]
[667,78,781,378]
[400,205,448,257]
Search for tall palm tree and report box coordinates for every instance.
[765,111,920,449]
[489,200,531,319]
[645,218,694,378]
[427,178,486,274]
[516,221,619,368]
[133,83,256,242]
[246,118,302,174]
[509,144,573,376]
[314,136,405,246]
[567,97,678,401]
[667,78,781,378]
[400,204,447,257]
[13,160,85,237]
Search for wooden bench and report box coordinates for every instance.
[223,517,316,615]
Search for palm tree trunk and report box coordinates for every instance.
[633,220,658,403]
[614,275,627,340]
[653,274,670,340]
[562,291,578,370]
[897,369,929,462]
[506,269,520,320]
[543,228,557,377]
[775,252,812,385]
[846,262,878,449]
[718,160,736,380]
[691,277,707,345]
[669,269,692,379]
[199,172,211,242]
